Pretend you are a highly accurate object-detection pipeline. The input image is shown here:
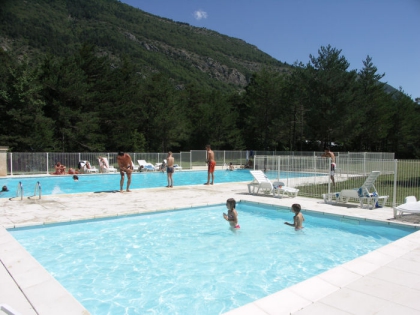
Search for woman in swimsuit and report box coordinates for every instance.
[223,198,240,229]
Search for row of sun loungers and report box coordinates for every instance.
[77,159,183,174]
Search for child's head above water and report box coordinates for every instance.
[291,203,301,213]
[226,198,236,210]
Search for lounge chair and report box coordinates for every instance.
[78,160,98,173]
[272,181,299,198]
[173,164,182,171]
[138,160,155,172]
[98,157,117,173]
[247,170,273,195]
[1,304,22,315]
[338,171,388,209]
[394,196,420,218]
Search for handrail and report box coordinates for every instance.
[9,181,23,201]
[28,181,41,200]
[17,181,23,200]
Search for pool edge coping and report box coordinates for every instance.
[2,190,420,315]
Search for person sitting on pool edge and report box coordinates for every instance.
[284,203,304,230]
[52,162,66,175]
[68,168,79,175]
[223,198,240,229]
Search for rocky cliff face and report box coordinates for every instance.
[122,30,287,87]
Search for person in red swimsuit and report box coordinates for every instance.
[205,144,216,185]
[223,198,240,229]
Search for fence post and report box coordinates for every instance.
[46,152,48,174]
[10,152,13,176]
[327,158,331,195]
[392,159,398,218]
[363,152,367,175]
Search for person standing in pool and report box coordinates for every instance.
[284,203,304,230]
[205,144,216,185]
[166,151,175,188]
[223,198,240,229]
[117,151,133,192]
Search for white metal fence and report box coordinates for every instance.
[253,155,420,208]
[6,150,419,207]
[5,151,394,175]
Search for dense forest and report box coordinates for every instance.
[0,0,419,158]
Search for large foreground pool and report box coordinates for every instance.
[8,202,415,315]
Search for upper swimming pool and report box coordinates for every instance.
[8,202,415,315]
[0,169,323,198]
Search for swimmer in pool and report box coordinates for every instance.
[284,203,304,230]
[223,198,240,229]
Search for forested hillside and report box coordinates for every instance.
[0,0,419,158]
[0,0,287,91]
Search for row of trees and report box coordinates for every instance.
[0,44,419,158]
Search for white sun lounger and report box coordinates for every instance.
[0,304,22,315]
[394,196,420,218]
[98,157,117,173]
[138,160,155,172]
[79,160,98,173]
[247,170,273,195]
[338,171,388,209]
[273,181,299,198]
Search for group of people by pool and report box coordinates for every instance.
[114,150,176,192]
[223,198,304,231]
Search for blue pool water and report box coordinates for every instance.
[0,170,321,198]
[9,202,414,315]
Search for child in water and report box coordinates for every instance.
[284,203,304,230]
[223,198,240,229]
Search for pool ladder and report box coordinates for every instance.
[9,181,23,201]
[28,181,42,200]
[9,181,41,201]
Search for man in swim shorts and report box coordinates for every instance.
[322,147,336,186]
[205,144,216,185]
[166,151,175,188]
[117,151,133,192]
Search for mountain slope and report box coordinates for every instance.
[0,0,289,91]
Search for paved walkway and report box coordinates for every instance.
[1,182,420,315]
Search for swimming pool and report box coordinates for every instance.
[0,170,323,198]
[8,202,414,315]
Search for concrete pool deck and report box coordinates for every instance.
[1,182,420,315]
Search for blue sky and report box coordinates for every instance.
[121,0,420,100]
